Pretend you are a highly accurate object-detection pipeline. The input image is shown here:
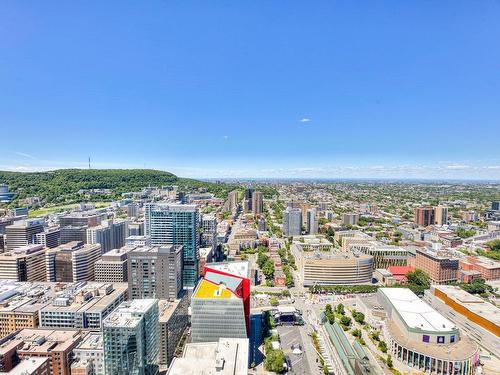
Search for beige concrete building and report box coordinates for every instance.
[0,244,46,281]
[46,242,101,282]
[300,251,373,286]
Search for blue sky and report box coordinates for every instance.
[1,1,500,179]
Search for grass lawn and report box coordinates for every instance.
[29,201,111,218]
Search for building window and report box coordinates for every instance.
[437,336,445,344]
[450,335,455,343]
[422,335,430,343]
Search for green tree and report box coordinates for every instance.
[336,303,345,315]
[340,316,351,328]
[264,349,285,373]
[386,355,393,368]
[378,340,388,353]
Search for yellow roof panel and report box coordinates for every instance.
[193,279,237,299]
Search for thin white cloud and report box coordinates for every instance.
[223,135,229,140]
[14,151,36,159]
[299,118,311,123]
[445,164,471,170]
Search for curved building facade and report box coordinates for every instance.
[301,252,373,286]
[378,288,479,375]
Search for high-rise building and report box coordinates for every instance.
[306,208,318,234]
[158,294,189,367]
[59,211,105,228]
[95,246,135,283]
[342,213,360,226]
[46,241,101,282]
[5,219,44,252]
[415,248,459,284]
[283,207,301,237]
[145,203,199,288]
[128,221,144,236]
[111,219,128,249]
[87,220,128,254]
[34,227,60,248]
[60,225,88,244]
[491,201,500,211]
[87,225,112,254]
[414,207,435,227]
[128,245,183,300]
[0,244,46,281]
[244,187,253,212]
[191,262,250,343]
[434,205,449,226]
[251,191,263,215]
[257,217,266,231]
[127,203,140,218]
[201,214,217,248]
[226,190,239,212]
[103,299,160,375]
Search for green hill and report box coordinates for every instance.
[0,169,179,206]
[0,168,278,208]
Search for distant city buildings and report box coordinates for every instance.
[306,208,318,234]
[71,332,104,375]
[414,206,435,227]
[342,213,359,226]
[34,227,60,248]
[39,283,127,330]
[283,207,301,237]
[434,205,449,226]
[251,191,263,215]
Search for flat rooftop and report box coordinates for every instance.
[74,332,103,351]
[0,329,82,355]
[167,338,249,375]
[433,285,500,327]
[0,357,48,375]
[158,298,182,322]
[205,261,250,278]
[40,282,128,314]
[379,288,456,332]
[103,299,157,328]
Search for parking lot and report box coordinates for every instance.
[277,325,312,375]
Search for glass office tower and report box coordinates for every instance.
[103,299,160,375]
[145,203,199,287]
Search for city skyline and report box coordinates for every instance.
[2,1,500,180]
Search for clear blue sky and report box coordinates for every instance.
[1,1,500,179]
